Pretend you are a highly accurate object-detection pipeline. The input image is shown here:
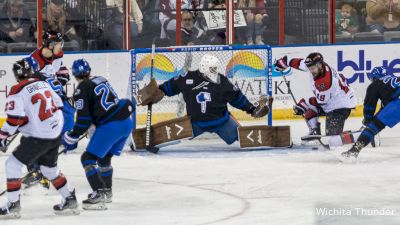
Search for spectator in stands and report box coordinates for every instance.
[159,0,192,42]
[181,10,206,45]
[0,0,35,43]
[208,0,225,8]
[336,3,359,36]
[236,0,268,45]
[366,0,400,33]
[131,0,143,37]
[104,0,125,49]
[43,0,82,42]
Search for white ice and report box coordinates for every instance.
[1,117,400,225]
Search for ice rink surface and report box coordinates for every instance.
[1,117,400,225]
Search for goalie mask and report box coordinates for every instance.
[199,54,220,83]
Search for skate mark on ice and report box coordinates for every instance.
[113,177,251,225]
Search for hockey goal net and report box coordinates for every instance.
[129,45,273,128]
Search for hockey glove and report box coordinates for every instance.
[0,131,10,152]
[251,95,273,118]
[62,132,79,153]
[293,99,308,116]
[274,56,289,72]
[137,79,165,106]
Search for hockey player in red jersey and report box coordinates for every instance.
[0,60,79,218]
[275,53,356,138]
[30,30,64,77]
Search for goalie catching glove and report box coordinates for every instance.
[250,95,273,118]
[137,78,165,105]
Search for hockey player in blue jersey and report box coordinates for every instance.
[62,59,134,210]
[342,67,400,158]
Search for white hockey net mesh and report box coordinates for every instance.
[130,45,272,128]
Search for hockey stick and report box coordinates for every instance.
[0,133,19,153]
[144,44,159,154]
[280,71,330,149]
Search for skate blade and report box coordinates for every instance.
[105,199,112,204]
[0,212,21,219]
[54,208,80,216]
[82,203,107,210]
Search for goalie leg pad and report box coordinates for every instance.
[238,126,291,148]
[133,116,193,149]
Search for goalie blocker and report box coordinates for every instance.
[133,117,292,149]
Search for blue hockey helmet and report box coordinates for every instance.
[71,59,91,78]
[369,66,389,81]
[23,56,39,72]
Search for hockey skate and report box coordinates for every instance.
[301,123,322,141]
[82,190,107,210]
[342,142,363,159]
[53,189,80,215]
[103,188,113,203]
[0,200,21,219]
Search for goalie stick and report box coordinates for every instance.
[280,71,330,150]
[144,44,160,154]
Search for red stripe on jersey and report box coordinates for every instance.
[9,78,39,95]
[289,58,302,69]
[6,115,29,126]
[314,64,333,92]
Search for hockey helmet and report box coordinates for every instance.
[304,52,324,67]
[199,54,220,83]
[56,66,70,86]
[23,56,39,72]
[369,66,389,81]
[43,30,64,48]
[12,59,33,80]
[72,59,91,78]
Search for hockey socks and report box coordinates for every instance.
[98,154,113,189]
[81,152,105,191]
[357,119,386,148]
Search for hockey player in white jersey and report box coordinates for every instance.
[0,60,78,218]
[275,53,356,137]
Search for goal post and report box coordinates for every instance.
[129,45,273,128]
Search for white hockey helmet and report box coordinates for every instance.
[199,54,220,83]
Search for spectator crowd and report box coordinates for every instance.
[1,0,399,52]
